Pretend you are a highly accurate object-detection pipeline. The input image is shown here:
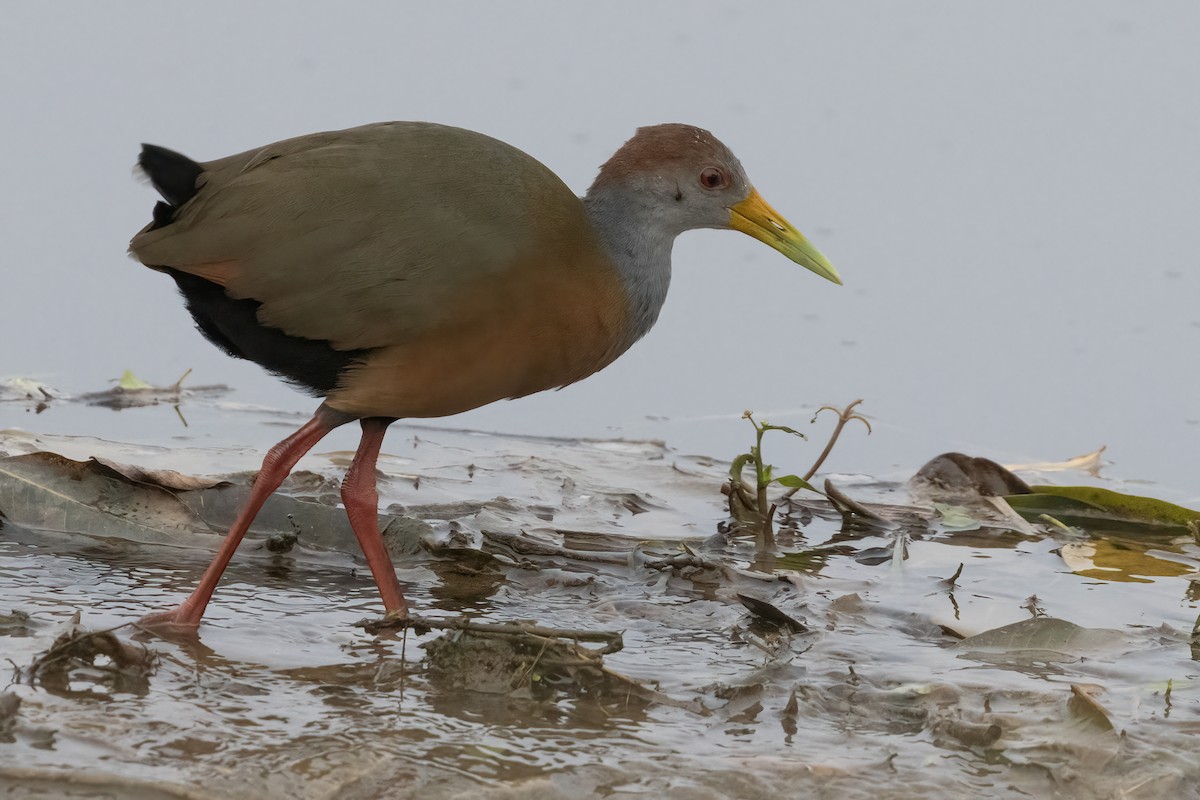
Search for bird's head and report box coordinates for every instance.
[588,123,841,285]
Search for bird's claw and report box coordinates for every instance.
[135,606,203,636]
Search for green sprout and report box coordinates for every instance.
[727,400,871,535]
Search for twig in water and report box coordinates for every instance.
[942,563,964,588]
[784,399,871,497]
[355,615,625,655]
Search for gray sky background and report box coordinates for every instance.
[1,2,1197,495]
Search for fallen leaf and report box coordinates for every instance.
[1004,446,1106,476]
[90,457,229,492]
[117,370,153,390]
[737,594,808,633]
[1068,684,1115,731]
[1004,486,1200,534]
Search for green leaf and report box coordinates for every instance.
[761,423,808,440]
[729,453,754,480]
[773,474,817,492]
[117,370,153,390]
[1004,486,1200,534]
[762,464,774,485]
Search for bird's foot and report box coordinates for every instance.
[136,605,203,634]
[383,607,410,623]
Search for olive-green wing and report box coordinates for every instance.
[130,122,591,350]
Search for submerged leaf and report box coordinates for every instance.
[1058,540,1193,584]
[933,502,982,531]
[955,617,1123,659]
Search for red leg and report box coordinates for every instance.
[140,404,352,629]
[341,417,409,617]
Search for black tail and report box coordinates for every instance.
[139,144,203,227]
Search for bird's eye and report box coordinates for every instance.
[699,168,727,190]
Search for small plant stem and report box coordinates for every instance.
[754,421,769,518]
[803,399,865,481]
[781,399,871,499]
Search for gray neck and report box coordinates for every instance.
[583,185,676,348]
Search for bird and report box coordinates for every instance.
[129,121,840,629]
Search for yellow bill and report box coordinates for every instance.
[729,188,842,285]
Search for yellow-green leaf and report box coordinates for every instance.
[117,370,153,391]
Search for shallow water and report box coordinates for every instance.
[2,402,1198,798]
